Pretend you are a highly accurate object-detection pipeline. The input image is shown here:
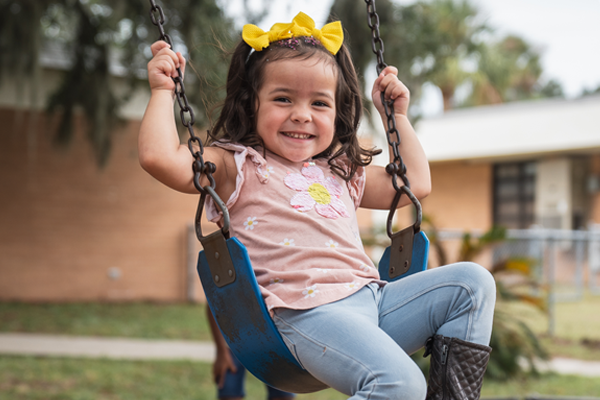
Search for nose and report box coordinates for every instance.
[291,105,312,123]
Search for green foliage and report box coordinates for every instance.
[329,0,563,114]
[487,309,548,380]
[0,0,238,167]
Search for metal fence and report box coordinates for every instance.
[435,226,600,335]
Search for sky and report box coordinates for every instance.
[224,0,600,116]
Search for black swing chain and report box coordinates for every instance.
[148,0,216,193]
[364,0,409,192]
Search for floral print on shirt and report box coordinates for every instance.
[303,285,319,299]
[325,240,339,248]
[269,277,284,285]
[284,163,350,219]
[259,165,274,179]
[243,217,258,230]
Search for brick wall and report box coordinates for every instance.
[0,108,205,302]
[423,161,493,231]
[0,107,374,303]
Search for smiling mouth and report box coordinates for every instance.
[282,132,314,140]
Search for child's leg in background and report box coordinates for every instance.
[218,348,296,400]
[218,349,245,400]
[266,385,295,400]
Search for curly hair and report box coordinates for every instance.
[208,34,381,181]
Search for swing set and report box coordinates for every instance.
[148,0,430,393]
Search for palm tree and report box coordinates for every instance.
[462,35,546,108]
[329,0,565,114]
[329,0,488,112]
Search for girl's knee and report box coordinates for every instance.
[453,262,496,297]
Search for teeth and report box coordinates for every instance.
[283,132,312,139]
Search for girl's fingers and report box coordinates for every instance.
[151,41,184,76]
[379,72,409,101]
[153,52,184,79]
[372,65,410,115]
[150,40,170,56]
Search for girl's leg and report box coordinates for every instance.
[377,262,496,350]
[376,262,496,400]
[273,285,427,400]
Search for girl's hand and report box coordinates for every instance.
[372,66,410,118]
[147,40,186,93]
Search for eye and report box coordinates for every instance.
[274,97,290,103]
[313,100,330,107]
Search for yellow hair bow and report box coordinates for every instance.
[290,12,343,55]
[242,22,294,52]
[242,12,344,55]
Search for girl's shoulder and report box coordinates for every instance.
[209,141,266,165]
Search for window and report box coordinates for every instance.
[493,162,536,229]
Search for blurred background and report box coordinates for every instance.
[1,0,599,398]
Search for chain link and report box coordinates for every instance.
[364,0,409,190]
[148,0,214,193]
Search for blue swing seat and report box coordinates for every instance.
[197,232,429,393]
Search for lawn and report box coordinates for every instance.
[1,297,600,399]
[2,295,599,360]
[498,292,600,361]
[1,356,600,400]
[0,302,212,341]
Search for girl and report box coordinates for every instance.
[139,12,495,400]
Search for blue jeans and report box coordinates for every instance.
[272,262,496,400]
[218,348,296,399]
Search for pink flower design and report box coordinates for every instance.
[284,163,349,219]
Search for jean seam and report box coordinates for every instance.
[379,281,477,342]
[273,314,379,399]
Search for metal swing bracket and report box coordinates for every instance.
[385,179,424,280]
[389,225,416,278]
[196,186,237,288]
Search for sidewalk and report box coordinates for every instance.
[1,332,600,378]
[0,332,214,361]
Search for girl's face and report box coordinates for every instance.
[255,56,337,163]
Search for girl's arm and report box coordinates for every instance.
[360,66,431,210]
[138,41,236,200]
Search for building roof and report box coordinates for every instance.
[416,95,600,163]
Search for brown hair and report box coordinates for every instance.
[209,35,381,181]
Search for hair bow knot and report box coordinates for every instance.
[290,12,343,55]
[242,22,294,52]
[242,12,344,55]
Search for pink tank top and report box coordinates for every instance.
[206,142,381,314]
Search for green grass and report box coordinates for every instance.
[2,296,599,361]
[1,356,600,400]
[1,298,600,399]
[0,302,212,341]
[498,292,600,361]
